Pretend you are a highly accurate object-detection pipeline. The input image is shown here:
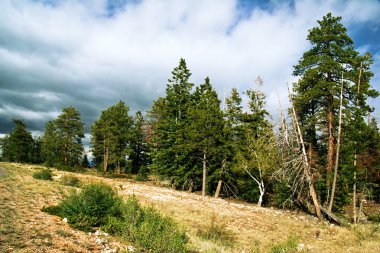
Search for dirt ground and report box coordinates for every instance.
[1,163,380,253]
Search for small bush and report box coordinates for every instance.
[42,184,188,252]
[197,213,234,247]
[135,173,148,182]
[46,183,123,231]
[60,175,81,187]
[103,195,188,253]
[33,169,53,180]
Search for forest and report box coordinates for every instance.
[1,13,379,222]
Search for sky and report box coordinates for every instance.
[0,0,380,141]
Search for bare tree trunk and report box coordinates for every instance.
[328,72,344,212]
[353,62,362,224]
[214,180,222,198]
[258,181,265,207]
[327,102,335,195]
[202,152,207,197]
[353,169,357,223]
[289,85,322,219]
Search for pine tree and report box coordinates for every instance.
[1,119,33,163]
[149,58,194,186]
[91,101,132,174]
[55,106,85,166]
[41,120,60,166]
[186,77,224,196]
[293,13,378,210]
[41,107,84,168]
[129,111,150,175]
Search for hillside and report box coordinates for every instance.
[1,163,380,253]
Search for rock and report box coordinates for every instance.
[95,230,100,236]
[297,243,305,251]
[127,245,135,252]
[62,218,68,223]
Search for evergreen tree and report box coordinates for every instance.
[149,58,194,186]
[55,106,85,166]
[41,106,84,167]
[81,153,90,168]
[1,119,33,163]
[91,101,132,174]
[186,77,224,196]
[41,120,60,166]
[129,111,150,175]
[293,13,378,209]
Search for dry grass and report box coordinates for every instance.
[1,162,380,253]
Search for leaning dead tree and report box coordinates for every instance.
[274,84,322,219]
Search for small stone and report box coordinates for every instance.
[127,245,135,252]
[95,230,100,236]
[297,243,305,251]
[62,218,68,223]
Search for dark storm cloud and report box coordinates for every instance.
[0,0,379,136]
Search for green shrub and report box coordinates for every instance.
[135,173,148,182]
[42,185,188,252]
[48,183,123,231]
[104,195,188,253]
[134,206,188,252]
[33,169,53,180]
[60,175,81,187]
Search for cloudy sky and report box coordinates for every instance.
[0,0,379,139]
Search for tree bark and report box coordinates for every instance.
[202,152,207,197]
[327,100,335,192]
[289,86,322,219]
[214,180,222,198]
[258,181,265,207]
[328,73,344,211]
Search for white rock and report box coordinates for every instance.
[62,218,68,223]
[96,238,104,245]
[297,243,305,251]
[127,245,135,252]
[95,230,100,236]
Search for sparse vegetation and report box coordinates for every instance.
[32,168,53,180]
[269,235,300,253]
[42,182,188,252]
[196,213,235,247]
[60,175,81,187]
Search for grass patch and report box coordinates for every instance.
[42,182,188,252]
[32,169,53,180]
[196,213,234,247]
[269,235,300,253]
[60,175,81,187]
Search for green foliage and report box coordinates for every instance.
[55,183,123,231]
[292,12,379,209]
[273,181,295,209]
[32,169,53,180]
[42,184,188,252]
[60,175,81,187]
[129,111,150,175]
[41,107,84,168]
[91,101,132,174]
[1,119,35,163]
[270,235,299,253]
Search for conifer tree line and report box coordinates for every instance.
[1,13,380,215]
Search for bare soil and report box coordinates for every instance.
[1,162,380,253]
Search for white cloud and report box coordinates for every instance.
[0,0,379,133]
